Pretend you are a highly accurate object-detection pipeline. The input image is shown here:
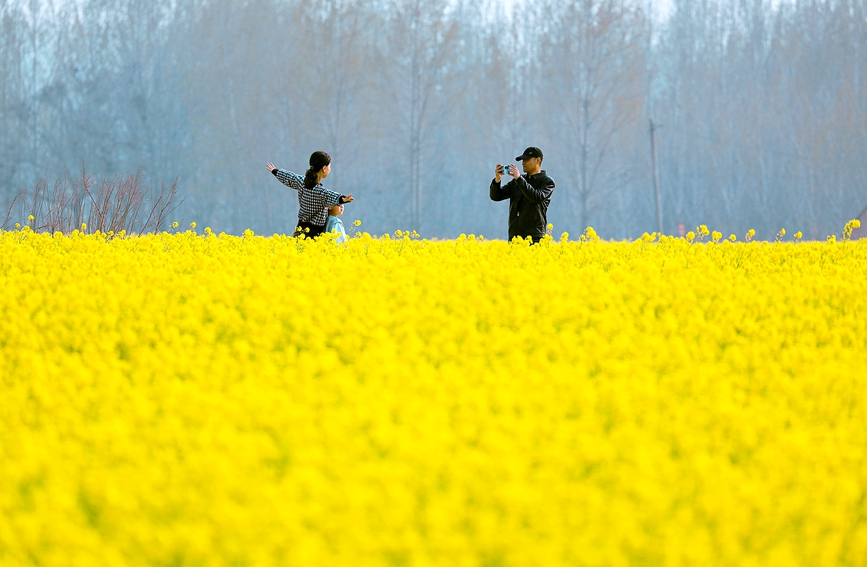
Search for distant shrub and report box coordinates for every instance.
[1,166,182,234]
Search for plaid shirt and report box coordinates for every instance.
[272,169,343,226]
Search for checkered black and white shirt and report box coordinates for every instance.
[272,169,344,226]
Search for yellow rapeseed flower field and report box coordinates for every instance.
[1,228,865,567]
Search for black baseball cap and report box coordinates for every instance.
[516,147,543,161]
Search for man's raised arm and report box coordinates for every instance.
[490,164,513,202]
[515,175,555,204]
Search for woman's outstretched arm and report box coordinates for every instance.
[266,162,303,191]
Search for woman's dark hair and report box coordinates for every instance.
[304,151,331,189]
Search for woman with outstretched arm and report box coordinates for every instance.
[266,151,354,238]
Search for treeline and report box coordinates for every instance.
[1,0,865,239]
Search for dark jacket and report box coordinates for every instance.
[490,171,555,241]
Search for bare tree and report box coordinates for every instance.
[537,0,650,231]
[295,0,372,194]
[379,0,465,231]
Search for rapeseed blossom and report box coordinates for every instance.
[0,229,865,567]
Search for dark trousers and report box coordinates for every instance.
[294,221,326,239]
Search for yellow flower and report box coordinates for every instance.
[686,231,696,242]
[190,222,197,229]
[729,234,737,242]
[81,223,87,230]
[353,220,362,227]
[1,228,865,567]
[28,214,34,221]
[843,219,861,241]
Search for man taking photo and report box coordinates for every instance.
[490,147,556,243]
